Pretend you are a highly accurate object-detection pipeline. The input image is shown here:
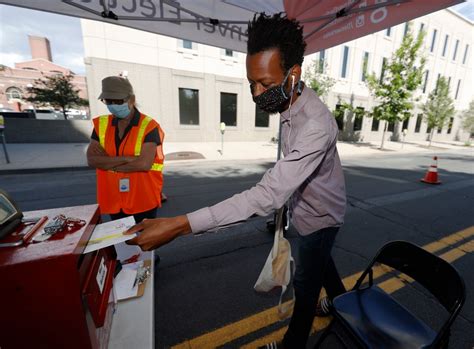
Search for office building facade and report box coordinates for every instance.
[81,8,473,143]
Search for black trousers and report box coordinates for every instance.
[109,207,158,223]
[283,227,346,348]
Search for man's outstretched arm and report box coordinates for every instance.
[126,121,332,251]
[126,215,191,250]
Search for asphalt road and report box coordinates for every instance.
[1,149,473,348]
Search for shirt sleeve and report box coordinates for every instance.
[91,129,99,141]
[187,122,330,234]
[144,127,161,145]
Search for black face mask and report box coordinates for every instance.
[252,70,292,113]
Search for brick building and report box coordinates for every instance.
[0,35,88,112]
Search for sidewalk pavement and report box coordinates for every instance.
[0,139,471,173]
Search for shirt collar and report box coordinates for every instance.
[111,108,140,126]
[280,83,309,123]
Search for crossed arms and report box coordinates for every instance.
[86,140,157,172]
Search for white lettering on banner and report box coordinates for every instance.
[321,0,387,34]
[323,21,354,39]
[73,0,247,42]
[371,0,388,24]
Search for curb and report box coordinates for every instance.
[0,166,91,175]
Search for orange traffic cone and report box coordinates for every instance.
[421,156,441,184]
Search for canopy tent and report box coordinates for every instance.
[2,0,463,54]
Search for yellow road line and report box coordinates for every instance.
[171,303,287,349]
[242,238,474,349]
[240,318,333,349]
[171,227,474,349]
[424,226,474,253]
[441,238,474,262]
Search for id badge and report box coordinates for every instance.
[119,178,130,192]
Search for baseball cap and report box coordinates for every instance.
[98,76,134,100]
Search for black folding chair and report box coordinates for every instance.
[315,240,466,349]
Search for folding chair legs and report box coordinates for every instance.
[314,320,346,348]
[314,319,358,349]
[314,320,333,348]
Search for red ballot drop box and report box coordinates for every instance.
[0,204,117,349]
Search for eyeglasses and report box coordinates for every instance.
[102,98,128,105]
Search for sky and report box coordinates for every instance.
[1,1,473,76]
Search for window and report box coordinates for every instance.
[178,88,199,125]
[435,73,441,93]
[6,87,22,100]
[419,23,425,36]
[387,121,395,132]
[455,79,461,99]
[403,22,410,36]
[182,39,193,49]
[448,76,452,88]
[385,27,392,37]
[415,114,422,133]
[225,49,233,57]
[423,70,429,93]
[442,35,449,57]
[334,104,345,131]
[371,118,380,131]
[402,117,409,131]
[447,117,454,134]
[452,39,459,61]
[220,92,237,126]
[437,127,442,134]
[255,105,269,127]
[427,125,432,134]
[341,46,349,78]
[353,107,364,131]
[319,50,326,73]
[462,44,469,64]
[361,52,369,82]
[380,57,387,83]
[430,29,437,52]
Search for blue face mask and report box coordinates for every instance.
[107,103,130,119]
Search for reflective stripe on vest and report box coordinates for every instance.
[98,115,109,148]
[98,114,163,172]
[135,116,152,156]
[151,163,164,171]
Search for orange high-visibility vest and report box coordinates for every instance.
[92,113,165,214]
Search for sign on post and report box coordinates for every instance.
[0,115,11,164]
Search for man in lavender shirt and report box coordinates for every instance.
[127,13,347,348]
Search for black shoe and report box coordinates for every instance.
[315,296,332,317]
[258,341,284,349]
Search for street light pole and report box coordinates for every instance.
[0,116,10,163]
[220,122,226,155]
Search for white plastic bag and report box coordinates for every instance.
[254,207,295,319]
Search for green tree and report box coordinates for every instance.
[304,57,335,102]
[366,25,426,149]
[333,95,369,136]
[423,76,455,147]
[27,74,88,119]
[461,100,474,139]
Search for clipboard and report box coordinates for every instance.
[117,259,151,301]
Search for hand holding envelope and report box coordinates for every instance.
[83,216,137,254]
